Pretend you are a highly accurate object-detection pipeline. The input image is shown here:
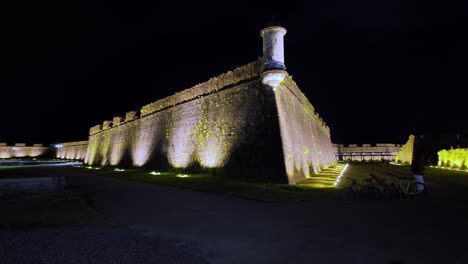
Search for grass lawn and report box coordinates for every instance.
[68,164,348,202]
[0,191,104,229]
[336,162,468,188]
[69,162,468,201]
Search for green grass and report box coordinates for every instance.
[336,162,468,188]
[0,191,104,229]
[69,166,343,202]
[55,162,468,202]
[413,166,468,186]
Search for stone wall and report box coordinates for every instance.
[55,141,88,160]
[0,143,49,159]
[334,143,402,162]
[85,60,335,184]
[395,135,415,164]
[275,77,336,183]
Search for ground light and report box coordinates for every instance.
[114,168,125,172]
[176,174,190,178]
[333,163,349,187]
[430,165,468,172]
[149,171,161,175]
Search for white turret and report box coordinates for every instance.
[260,26,288,91]
[260,26,287,70]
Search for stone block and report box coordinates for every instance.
[125,111,137,122]
[102,120,112,130]
[112,116,122,126]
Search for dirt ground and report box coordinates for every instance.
[2,166,468,264]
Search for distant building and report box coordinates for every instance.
[333,143,402,162]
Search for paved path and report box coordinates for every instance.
[3,167,468,263]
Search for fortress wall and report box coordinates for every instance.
[0,144,49,159]
[395,135,415,164]
[86,79,286,181]
[336,144,401,153]
[84,59,337,184]
[56,141,88,160]
[275,77,336,184]
[334,143,401,162]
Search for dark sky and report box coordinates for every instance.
[2,1,467,145]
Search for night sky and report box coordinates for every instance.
[2,1,466,145]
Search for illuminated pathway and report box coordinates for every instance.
[297,163,347,188]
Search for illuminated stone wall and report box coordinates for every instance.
[0,143,49,158]
[395,134,415,164]
[437,148,468,169]
[85,60,335,184]
[275,77,336,183]
[56,141,88,160]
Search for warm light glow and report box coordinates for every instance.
[132,120,161,166]
[197,138,228,168]
[395,135,414,164]
[85,62,258,174]
[0,146,48,159]
[168,122,195,168]
[432,165,468,173]
[109,130,128,165]
[437,148,468,169]
[114,168,125,172]
[333,163,349,187]
[176,174,190,178]
[150,171,161,175]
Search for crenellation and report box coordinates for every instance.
[140,60,262,117]
[124,111,137,122]
[112,116,122,126]
[102,120,112,130]
[89,124,101,135]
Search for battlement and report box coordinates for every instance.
[0,143,49,158]
[281,76,331,135]
[0,143,46,147]
[88,59,263,136]
[140,59,262,117]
